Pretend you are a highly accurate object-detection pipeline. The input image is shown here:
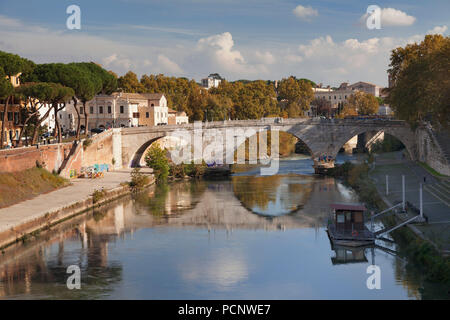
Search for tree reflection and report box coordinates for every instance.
[231,174,313,216]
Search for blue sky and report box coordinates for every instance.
[0,0,448,86]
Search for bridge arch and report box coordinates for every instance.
[330,126,416,160]
[119,120,417,169]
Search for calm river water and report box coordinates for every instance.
[0,155,441,299]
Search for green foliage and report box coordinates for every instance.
[277,76,314,117]
[184,161,207,178]
[92,189,107,204]
[145,144,169,183]
[83,138,93,150]
[345,91,379,115]
[371,134,405,153]
[387,34,450,128]
[129,168,150,191]
[169,163,186,178]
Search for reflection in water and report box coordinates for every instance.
[0,158,445,299]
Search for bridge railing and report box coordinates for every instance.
[120,117,408,134]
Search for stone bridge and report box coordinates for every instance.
[113,118,418,168]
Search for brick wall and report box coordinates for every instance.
[0,143,73,173]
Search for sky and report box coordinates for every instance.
[0,0,448,87]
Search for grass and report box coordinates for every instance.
[0,167,69,208]
[418,161,448,177]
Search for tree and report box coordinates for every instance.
[118,71,143,93]
[0,51,33,148]
[345,91,379,115]
[145,144,169,183]
[387,34,449,127]
[312,98,332,117]
[277,76,314,117]
[15,82,73,144]
[75,63,117,132]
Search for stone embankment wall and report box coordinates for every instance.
[416,127,450,176]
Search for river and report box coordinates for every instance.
[0,155,434,299]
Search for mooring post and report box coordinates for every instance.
[420,183,423,218]
[386,175,389,195]
[402,175,405,211]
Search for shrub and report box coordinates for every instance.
[83,138,93,150]
[185,161,207,178]
[129,168,150,191]
[169,163,186,178]
[145,144,169,183]
[92,188,107,204]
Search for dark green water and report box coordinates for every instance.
[0,156,444,299]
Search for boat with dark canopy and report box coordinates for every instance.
[327,203,375,247]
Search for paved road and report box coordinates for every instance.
[370,152,450,251]
[0,169,149,235]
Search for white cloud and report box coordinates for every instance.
[427,25,448,35]
[293,5,318,20]
[255,51,275,64]
[195,32,268,75]
[287,33,427,85]
[157,54,183,74]
[197,32,245,69]
[360,8,416,27]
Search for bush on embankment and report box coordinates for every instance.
[0,167,68,208]
[327,161,384,209]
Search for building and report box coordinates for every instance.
[168,108,189,125]
[201,73,222,89]
[1,73,24,147]
[348,81,382,97]
[312,83,356,108]
[63,92,173,131]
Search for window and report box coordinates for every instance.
[59,114,62,119]
[337,214,345,223]
[133,112,140,118]
[328,96,331,100]
[99,106,103,114]
[90,106,94,114]
[80,107,84,114]
[14,112,19,124]
[120,106,124,113]
[7,112,13,121]
[334,96,336,100]
[108,106,111,114]
[151,103,154,107]
[146,112,149,118]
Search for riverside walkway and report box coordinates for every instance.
[369,152,450,252]
[0,169,152,244]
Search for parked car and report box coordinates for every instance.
[90,128,105,134]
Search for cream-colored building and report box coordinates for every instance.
[63,92,171,131]
[348,81,382,97]
[313,83,356,108]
